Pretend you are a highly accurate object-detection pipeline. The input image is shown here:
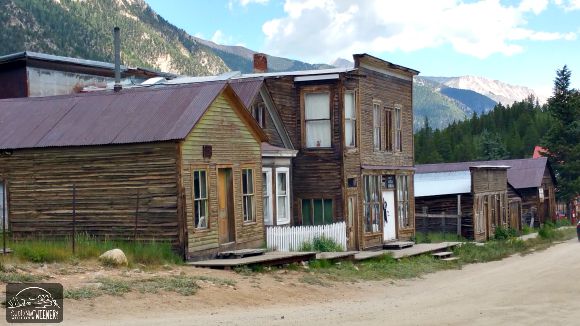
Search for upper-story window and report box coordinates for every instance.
[394,105,402,152]
[384,107,393,152]
[373,102,381,151]
[304,92,331,148]
[252,103,266,128]
[344,92,356,147]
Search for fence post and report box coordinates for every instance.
[134,190,140,241]
[72,183,76,255]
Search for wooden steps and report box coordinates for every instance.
[216,248,267,259]
[432,251,459,261]
[383,241,414,250]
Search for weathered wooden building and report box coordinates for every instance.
[415,165,512,241]
[0,51,173,99]
[0,81,267,259]
[416,157,556,237]
[228,53,419,250]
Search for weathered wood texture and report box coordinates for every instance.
[0,62,27,99]
[416,195,474,238]
[181,93,263,256]
[0,142,180,241]
[249,94,285,148]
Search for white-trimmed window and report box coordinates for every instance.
[192,170,208,229]
[344,92,356,147]
[262,168,273,226]
[276,167,291,225]
[396,175,410,229]
[305,92,331,148]
[394,105,402,152]
[242,169,256,222]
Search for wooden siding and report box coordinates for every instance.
[181,93,263,257]
[0,142,180,241]
[416,194,474,238]
[249,94,285,148]
[0,61,28,99]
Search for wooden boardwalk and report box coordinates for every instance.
[355,242,461,261]
[187,251,316,270]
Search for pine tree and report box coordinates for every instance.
[541,66,580,201]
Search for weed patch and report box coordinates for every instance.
[413,232,465,244]
[299,236,343,252]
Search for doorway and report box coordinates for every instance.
[217,168,235,244]
[346,195,358,250]
[382,190,396,242]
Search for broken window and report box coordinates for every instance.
[344,91,356,147]
[302,199,333,225]
[252,103,266,128]
[242,169,255,223]
[193,170,208,229]
[396,175,410,229]
[363,175,381,233]
[305,92,331,148]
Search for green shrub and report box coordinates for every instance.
[494,226,518,240]
[538,224,556,240]
[299,236,343,252]
[554,219,571,227]
[521,225,535,235]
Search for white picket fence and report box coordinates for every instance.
[266,222,347,252]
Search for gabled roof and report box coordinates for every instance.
[0,81,265,150]
[416,157,552,189]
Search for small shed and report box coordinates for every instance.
[415,165,511,241]
[0,81,267,259]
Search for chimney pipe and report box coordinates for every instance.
[113,27,122,92]
[253,53,268,73]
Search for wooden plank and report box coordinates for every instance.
[187,251,316,269]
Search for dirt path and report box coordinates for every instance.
[10,239,580,325]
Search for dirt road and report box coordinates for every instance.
[63,239,580,326]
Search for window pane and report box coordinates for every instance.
[242,170,248,194]
[345,93,355,119]
[277,172,287,195]
[277,197,286,221]
[193,171,200,199]
[302,200,312,225]
[313,199,324,225]
[345,120,355,147]
[247,196,254,221]
[247,169,254,194]
[306,120,331,147]
[262,172,268,194]
[323,199,333,224]
[200,171,206,198]
[305,93,330,120]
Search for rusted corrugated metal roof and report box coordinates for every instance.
[228,78,264,108]
[415,157,550,189]
[0,81,227,150]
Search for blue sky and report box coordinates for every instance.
[146,0,580,95]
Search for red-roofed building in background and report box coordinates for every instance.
[533,146,548,159]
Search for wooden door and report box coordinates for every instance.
[218,168,235,244]
[346,196,358,250]
[382,190,396,242]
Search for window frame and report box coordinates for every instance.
[0,180,7,231]
[302,89,332,149]
[242,168,256,223]
[344,91,357,148]
[192,168,209,230]
[372,101,381,151]
[301,198,333,226]
[394,105,403,152]
[384,107,393,152]
[252,102,266,128]
[396,175,411,230]
[275,167,291,225]
[262,167,273,226]
[363,175,382,233]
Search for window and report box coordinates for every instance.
[276,168,291,225]
[304,92,331,148]
[302,199,333,225]
[242,169,255,222]
[373,102,381,151]
[262,168,273,226]
[0,181,7,230]
[363,175,381,233]
[396,175,410,229]
[192,170,208,229]
[394,105,402,152]
[344,92,356,147]
[385,108,393,152]
[252,103,266,128]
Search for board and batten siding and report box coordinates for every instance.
[181,92,263,257]
[0,142,180,241]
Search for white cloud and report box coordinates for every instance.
[261,0,576,62]
[211,30,233,45]
[554,0,580,11]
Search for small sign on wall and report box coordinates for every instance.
[539,188,544,201]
